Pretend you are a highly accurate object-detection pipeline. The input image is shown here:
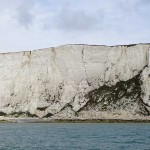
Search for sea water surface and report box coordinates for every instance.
[0,123,149,150]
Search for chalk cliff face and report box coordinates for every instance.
[0,44,150,119]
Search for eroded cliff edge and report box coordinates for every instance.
[0,44,150,120]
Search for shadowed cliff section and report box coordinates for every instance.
[75,67,150,117]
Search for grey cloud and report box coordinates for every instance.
[16,0,36,29]
[138,0,150,4]
[55,6,100,31]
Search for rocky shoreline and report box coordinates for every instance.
[1,118,150,123]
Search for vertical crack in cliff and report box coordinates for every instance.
[82,45,88,79]
[148,47,150,67]
[51,47,56,72]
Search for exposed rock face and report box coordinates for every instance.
[0,44,150,119]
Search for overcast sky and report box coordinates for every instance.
[0,0,150,52]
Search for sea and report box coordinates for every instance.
[0,123,149,150]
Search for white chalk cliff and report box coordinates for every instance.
[0,44,150,119]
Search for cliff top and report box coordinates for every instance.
[1,43,150,55]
